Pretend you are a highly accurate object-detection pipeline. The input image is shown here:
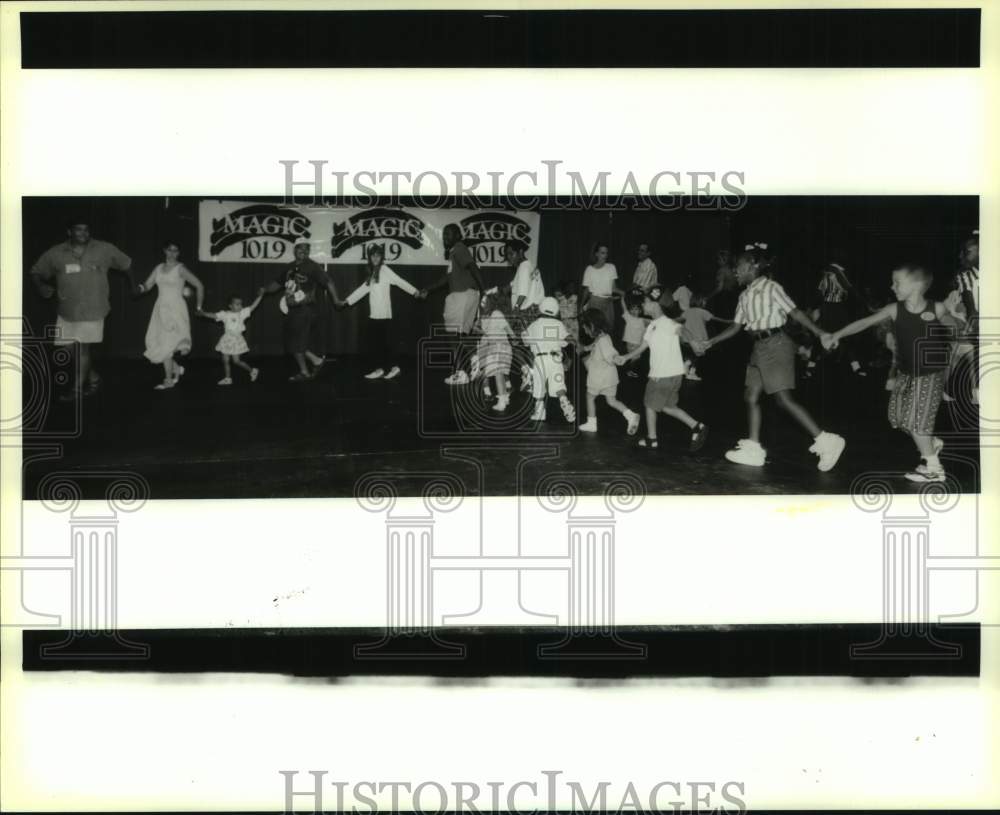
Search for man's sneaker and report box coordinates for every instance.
[579,417,598,433]
[689,422,709,452]
[364,368,385,380]
[724,439,766,467]
[905,463,947,483]
[445,370,470,385]
[249,367,259,382]
[492,394,509,412]
[384,366,401,380]
[531,401,546,421]
[625,410,640,436]
[809,431,846,472]
[560,395,576,423]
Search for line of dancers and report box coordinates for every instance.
[30,219,980,484]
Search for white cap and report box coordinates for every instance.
[540,296,560,316]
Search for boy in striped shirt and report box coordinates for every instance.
[696,243,846,471]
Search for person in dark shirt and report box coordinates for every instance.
[262,242,343,381]
[424,223,484,385]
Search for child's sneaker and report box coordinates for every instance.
[217,377,232,386]
[905,463,947,483]
[579,417,598,433]
[249,368,259,382]
[625,410,640,436]
[364,368,385,379]
[724,439,766,467]
[689,422,709,452]
[492,394,509,412]
[809,431,846,472]
[384,366,401,380]
[154,380,175,390]
[444,370,470,385]
[559,395,576,423]
[531,401,546,421]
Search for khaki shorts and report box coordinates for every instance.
[53,316,104,346]
[745,332,796,395]
[644,375,682,410]
[443,290,480,334]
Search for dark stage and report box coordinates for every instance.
[22,350,980,500]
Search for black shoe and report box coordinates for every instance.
[689,422,709,452]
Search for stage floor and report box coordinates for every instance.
[22,355,981,499]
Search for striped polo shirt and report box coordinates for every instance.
[818,270,848,304]
[955,267,979,315]
[734,275,797,332]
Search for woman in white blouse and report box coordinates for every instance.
[581,242,625,327]
[342,245,426,380]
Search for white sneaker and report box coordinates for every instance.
[383,366,401,380]
[492,395,509,412]
[154,380,175,390]
[809,431,846,472]
[445,370,470,385]
[625,410,640,436]
[724,439,766,467]
[365,368,385,380]
[250,368,259,382]
[905,464,947,483]
[579,418,598,433]
[217,377,232,386]
[531,402,546,421]
[932,437,944,456]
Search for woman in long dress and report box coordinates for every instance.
[137,240,204,389]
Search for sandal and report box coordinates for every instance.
[637,438,658,449]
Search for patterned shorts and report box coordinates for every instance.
[888,370,946,435]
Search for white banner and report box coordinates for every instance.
[198,200,541,267]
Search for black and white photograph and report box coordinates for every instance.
[2,2,998,815]
[20,194,982,498]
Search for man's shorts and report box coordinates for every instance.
[284,306,315,354]
[745,332,796,395]
[644,375,682,410]
[53,316,104,346]
[443,290,480,334]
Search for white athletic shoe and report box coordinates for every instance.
[216,377,232,386]
[809,431,846,472]
[250,368,259,382]
[905,463,947,483]
[531,401,546,421]
[492,395,509,412]
[383,366,401,380]
[364,368,385,380]
[625,410,640,436]
[154,380,175,390]
[579,418,598,433]
[724,439,766,467]
[445,371,470,385]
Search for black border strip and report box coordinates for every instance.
[21,9,980,69]
[23,624,979,677]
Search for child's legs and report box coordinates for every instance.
[231,354,252,372]
[494,374,507,397]
[645,407,659,439]
[662,406,698,429]
[771,389,822,438]
[586,391,598,419]
[910,431,935,459]
[605,388,631,416]
[221,354,232,376]
[368,319,390,370]
[743,367,765,442]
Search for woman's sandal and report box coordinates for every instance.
[637,437,658,449]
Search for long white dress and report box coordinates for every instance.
[143,263,192,363]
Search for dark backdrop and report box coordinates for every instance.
[21,196,976,359]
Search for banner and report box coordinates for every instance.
[198,201,541,267]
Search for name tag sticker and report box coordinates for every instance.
[65,263,81,274]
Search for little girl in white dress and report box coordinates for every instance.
[137,241,204,390]
[197,289,264,385]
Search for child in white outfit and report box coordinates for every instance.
[522,297,576,422]
[197,289,264,385]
